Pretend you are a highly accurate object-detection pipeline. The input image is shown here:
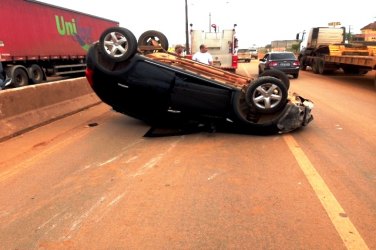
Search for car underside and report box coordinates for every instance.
[85,27,314,135]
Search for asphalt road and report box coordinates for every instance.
[1,62,375,249]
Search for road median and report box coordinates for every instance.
[0,77,101,141]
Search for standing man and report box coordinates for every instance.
[192,44,213,65]
[174,44,185,57]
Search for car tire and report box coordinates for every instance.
[258,69,290,90]
[99,27,138,62]
[245,76,288,114]
[230,90,280,134]
[138,30,169,52]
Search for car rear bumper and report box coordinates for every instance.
[277,95,314,133]
[268,67,299,75]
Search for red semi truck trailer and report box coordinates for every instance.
[0,0,118,88]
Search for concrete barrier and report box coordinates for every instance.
[0,77,101,141]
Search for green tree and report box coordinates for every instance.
[291,43,300,53]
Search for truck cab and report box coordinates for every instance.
[298,26,375,75]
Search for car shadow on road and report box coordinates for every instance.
[143,118,281,137]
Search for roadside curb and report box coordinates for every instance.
[0,77,101,142]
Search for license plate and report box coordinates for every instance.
[279,62,290,67]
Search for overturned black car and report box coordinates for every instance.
[85,27,313,135]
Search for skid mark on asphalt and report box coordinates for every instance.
[78,140,143,172]
[98,155,121,167]
[57,196,107,241]
[130,155,163,177]
[129,139,181,177]
[37,212,62,231]
[283,134,369,250]
[208,173,219,181]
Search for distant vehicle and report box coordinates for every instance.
[250,48,258,59]
[258,52,300,78]
[0,0,118,89]
[85,27,314,134]
[298,27,376,76]
[237,49,252,62]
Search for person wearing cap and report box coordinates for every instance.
[174,44,185,57]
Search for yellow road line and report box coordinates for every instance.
[283,134,369,250]
[238,63,250,77]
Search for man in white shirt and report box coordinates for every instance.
[192,44,213,65]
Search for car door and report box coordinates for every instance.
[258,53,269,74]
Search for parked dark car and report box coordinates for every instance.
[85,27,313,135]
[258,52,300,78]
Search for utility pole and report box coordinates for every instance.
[185,0,189,53]
[209,12,211,32]
[348,25,352,42]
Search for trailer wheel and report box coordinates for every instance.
[312,59,319,74]
[11,67,29,87]
[259,69,290,90]
[246,76,287,114]
[317,59,326,74]
[28,64,44,84]
[299,57,307,70]
[138,30,169,52]
[99,27,138,62]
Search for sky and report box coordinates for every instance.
[39,0,375,48]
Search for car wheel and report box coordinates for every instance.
[293,73,299,79]
[99,27,138,62]
[138,30,169,52]
[258,69,290,90]
[245,76,288,114]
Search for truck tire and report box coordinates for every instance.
[13,68,29,87]
[99,27,138,62]
[317,59,325,75]
[138,30,169,52]
[312,58,319,74]
[28,64,44,84]
[299,57,307,71]
[8,66,29,88]
[259,69,290,90]
[245,76,288,114]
